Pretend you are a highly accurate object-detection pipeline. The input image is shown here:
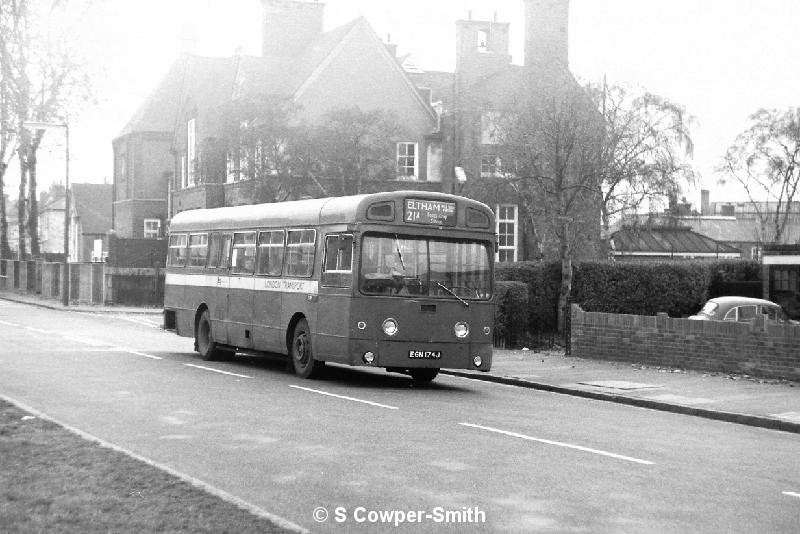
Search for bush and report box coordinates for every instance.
[572,261,712,317]
[493,281,529,348]
[497,260,763,333]
[496,261,560,334]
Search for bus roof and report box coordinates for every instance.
[169,191,494,233]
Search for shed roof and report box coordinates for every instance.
[611,226,741,257]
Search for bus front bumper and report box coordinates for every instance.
[348,340,492,372]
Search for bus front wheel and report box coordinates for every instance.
[196,310,233,361]
[409,368,439,383]
[291,318,324,379]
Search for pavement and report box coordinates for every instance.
[2,290,799,434]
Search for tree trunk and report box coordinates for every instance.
[557,251,573,334]
[28,150,40,257]
[0,163,10,259]
[17,147,27,259]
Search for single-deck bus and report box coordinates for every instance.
[163,191,495,382]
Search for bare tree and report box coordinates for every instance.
[589,82,696,234]
[0,51,15,259]
[494,79,604,332]
[219,94,327,201]
[314,107,402,195]
[1,0,91,258]
[719,107,800,243]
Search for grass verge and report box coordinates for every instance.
[0,399,294,533]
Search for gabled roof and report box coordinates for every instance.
[611,226,741,257]
[70,183,113,235]
[233,17,435,122]
[117,55,240,141]
[116,59,187,139]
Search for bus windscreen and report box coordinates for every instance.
[359,233,491,299]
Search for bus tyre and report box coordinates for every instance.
[409,368,439,383]
[196,310,232,361]
[291,318,324,379]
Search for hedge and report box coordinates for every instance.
[493,281,529,348]
[495,259,763,335]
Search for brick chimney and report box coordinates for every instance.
[701,189,710,216]
[261,0,324,58]
[523,0,570,68]
[454,14,511,88]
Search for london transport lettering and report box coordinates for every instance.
[404,199,456,226]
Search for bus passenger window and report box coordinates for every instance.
[324,235,353,272]
[257,230,285,276]
[231,232,256,274]
[188,233,208,267]
[167,234,188,267]
[285,229,316,277]
[207,234,221,268]
[219,234,232,269]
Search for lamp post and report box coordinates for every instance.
[22,120,69,306]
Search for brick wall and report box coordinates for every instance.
[571,305,800,381]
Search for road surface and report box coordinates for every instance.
[0,299,798,533]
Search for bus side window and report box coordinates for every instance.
[188,233,208,267]
[167,234,188,267]
[257,230,285,276]
[219,234,232,269]
[285,229,316,278]
[231,232,256,274]
[207,233,221,268]
[322,234,353,287]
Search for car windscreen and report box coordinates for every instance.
[359,233,491,300]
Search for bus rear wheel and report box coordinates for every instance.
[196,310,233,361]
[291,318,324,379]
[409,368,439,383]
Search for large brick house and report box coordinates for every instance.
[114,0,602,263]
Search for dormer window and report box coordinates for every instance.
[478,29,489,52]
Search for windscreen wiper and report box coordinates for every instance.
[394,234,406,270]
[437,281,469,307]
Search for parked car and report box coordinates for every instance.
[688,296,798,324]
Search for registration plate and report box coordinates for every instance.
[408,350,442,360]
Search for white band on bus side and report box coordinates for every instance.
[165,273,320,294]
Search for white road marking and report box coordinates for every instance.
[459,423,655,465]
[184,364,252,378]
[63,335,109,347]
[783,491,800,499]
[289,385,399,410]
[115,347,162,360]
[25,326,50,333]
[0,319,20,327]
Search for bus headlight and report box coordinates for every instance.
[363,352,375,364]
[454,322,469,338]
[382,318,398,336]
[473,355,483,367]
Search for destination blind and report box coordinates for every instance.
[404,199,457,226]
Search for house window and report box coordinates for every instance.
[186,118,196,187]
[397,142,418,179]
[180,155,186,189]
[773,268,798,292]
[143,219,161,239]
[750,246,761,261]
[481,155,500,177]
[496,204,518,262]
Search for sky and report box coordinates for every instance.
[23,0,800,207]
